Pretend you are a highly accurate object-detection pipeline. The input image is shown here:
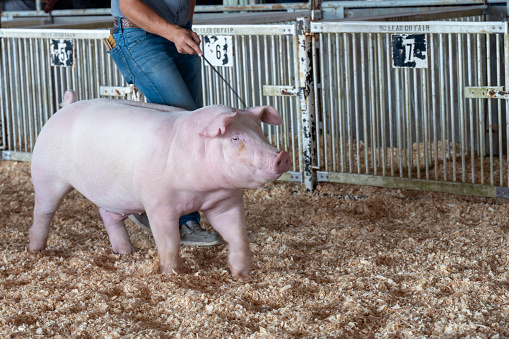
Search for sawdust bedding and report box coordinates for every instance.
[0,160,508,338]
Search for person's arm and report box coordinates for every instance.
[189,0,196,24]
[119,0,202,56]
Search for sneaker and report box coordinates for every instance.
[129,214,223,246]
[180,221,223,246]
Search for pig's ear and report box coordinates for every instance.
[199,112,238,138]
[247,106,283,125]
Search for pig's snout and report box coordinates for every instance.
[273,151,291,174]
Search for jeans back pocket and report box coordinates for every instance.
[108,46,134,85]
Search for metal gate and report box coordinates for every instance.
[2,17,509,197]
[310,20,509,197]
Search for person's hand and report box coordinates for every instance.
[170,27,202,56]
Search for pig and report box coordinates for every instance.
[29,90,291,277]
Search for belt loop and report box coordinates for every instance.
[117,17,123,33]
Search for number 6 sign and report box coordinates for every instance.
[202,35,234,67]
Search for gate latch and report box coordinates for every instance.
[464,86,506,99]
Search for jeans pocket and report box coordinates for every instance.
[108,46,134,84]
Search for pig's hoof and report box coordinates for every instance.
[112,244,136,255]
[230,265,251,278]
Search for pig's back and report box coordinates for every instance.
[31,99,187,211]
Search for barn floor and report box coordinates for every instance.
[0,160,508,337]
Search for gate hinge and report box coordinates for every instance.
[496,187,509,199]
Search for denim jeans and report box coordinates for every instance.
[110,20,202,110]
[109,19,202,225]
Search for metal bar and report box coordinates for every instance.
[487,33,494,185]
[338,33,346,173]
[360,34,368,174]
[378,33,387,177]
[477,33,485,184]
[458,33,466,183]
[322,172,497,198]
[352,33,361,174]
[387,34,394,177]
[496,34,503,186]
[297,17,316,190]
[505,32,509,187]
[344,33,353,173]
[313,21,506,34]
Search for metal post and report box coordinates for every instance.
[296,17,317,191]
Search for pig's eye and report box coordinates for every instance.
[231,135,241,143]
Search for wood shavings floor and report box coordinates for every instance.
[1,160,508,337]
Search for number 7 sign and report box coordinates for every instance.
[392,34,427,69]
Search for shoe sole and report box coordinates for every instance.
[180,239,224,246]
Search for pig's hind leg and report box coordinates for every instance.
[29,171,73,251]
[99,208,135,255]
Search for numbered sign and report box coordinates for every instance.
[392,34,427,68]
[203,35,233,67]
[50,39,75,67]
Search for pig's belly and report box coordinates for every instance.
[70,178,145,216]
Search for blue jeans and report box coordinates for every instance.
[109,19,202,225]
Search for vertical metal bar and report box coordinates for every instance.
[94,39,101,99]
[327,33,335,172]
[315,32,324,169]
[458,32,466,183]
[422,55,429,180]
[352,33,361,174]
[20,38,29,152]
[46,39,55,120]
[405,69,412,178]
[378,33,387,176]
[497,34,503,186]
[431,34,439,181]
[505,30,509,187]
[413,68,420,179]
[297,17,316,190]
[6,38,15,151]
[486,33,494,185]
[387,34,394,177]
[242,36,249,108]
[447,33,456,182]
[285,35,293,156]
[360,34,368,174]
[293,29,300,173]
[345,34,353,173]
[370,33,378,176]
[439,34,447,181]
[467,32,475,184]
[477,34,485,184]
[0,38,8,151]
[27,38,36,152]
[395,68,403,177]
[338,33,346,173]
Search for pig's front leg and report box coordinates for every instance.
[204,198,251,278]
[146,209,182,274]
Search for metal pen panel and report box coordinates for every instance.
[312,20,509,196]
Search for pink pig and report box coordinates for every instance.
[29,90,291,277]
